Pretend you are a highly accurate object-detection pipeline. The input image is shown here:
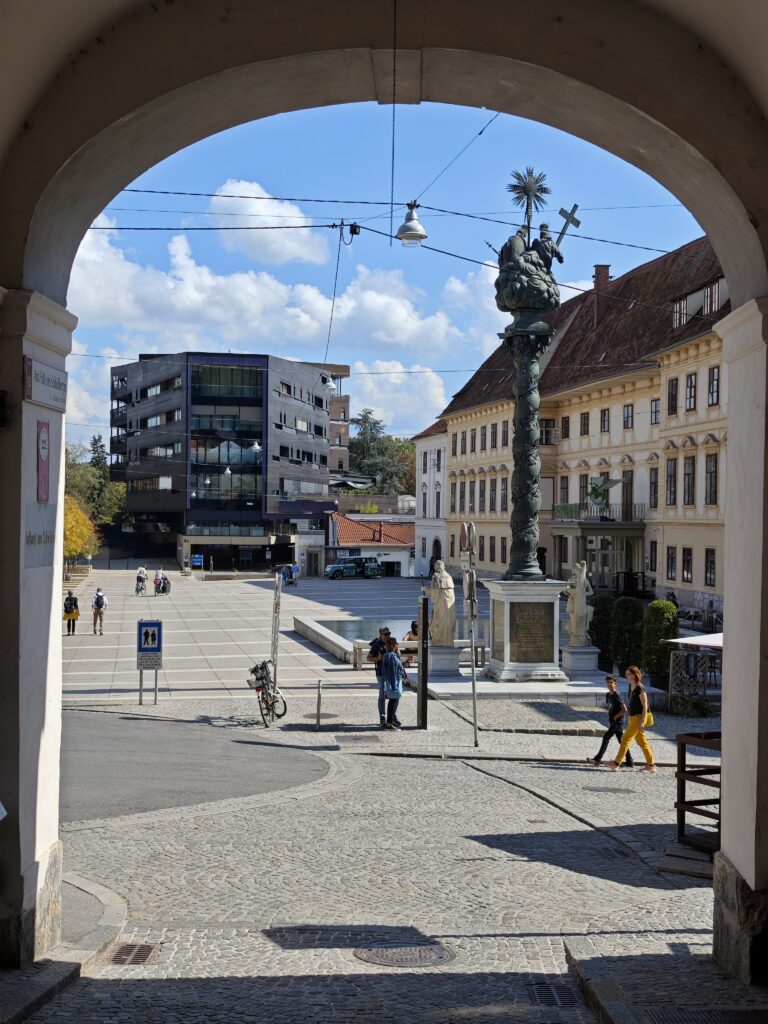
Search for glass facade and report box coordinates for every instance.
[191,364,264,400]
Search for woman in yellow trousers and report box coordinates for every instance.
[607,665,656,773]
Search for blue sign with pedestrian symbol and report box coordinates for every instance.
[137,619,163,670]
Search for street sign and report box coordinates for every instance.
[459,551,471,571]
[137,619,163,670]
[191,554,204,568]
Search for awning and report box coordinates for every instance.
[662,632,723,649]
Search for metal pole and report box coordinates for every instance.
[417,593,429,729]
[139,669,144,705]
[469,612,479,748]
[315,678,323,731]
[154,669,159,706]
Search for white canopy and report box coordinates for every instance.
[662,632,723,649]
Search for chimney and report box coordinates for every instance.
[593,264,611,327]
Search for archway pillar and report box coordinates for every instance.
[714,296,768,984]
[0,289,74,967]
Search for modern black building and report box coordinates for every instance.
[109,353,349,571]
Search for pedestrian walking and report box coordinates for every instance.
[281,564,290,587]
[586,676,633,767]
[91,587,108,635]
[381,637,408,729]
[291,560,300,587]
[63,590,79,635]
[367,625,391,727]
[607,665,656,773]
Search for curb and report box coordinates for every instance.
[565,937,644,1024]
[1,874,126,1024]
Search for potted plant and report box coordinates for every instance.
[588,594,616,671]
[642,599,679,689]
[610,596,644,675]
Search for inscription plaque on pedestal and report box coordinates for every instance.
[492,600,505,661]
[508,602,553,663]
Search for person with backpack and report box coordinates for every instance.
[63,590,79,635]
[367,625,391,728]
[91,587,108,635]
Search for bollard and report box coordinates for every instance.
[315,678,323,731]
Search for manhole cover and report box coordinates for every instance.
[353,941,456,967]
[334,734,381,744]
[110,943,160,965]
[527,982,581,1008]
[647,1012,768,1024]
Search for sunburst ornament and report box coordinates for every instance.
[506,167,551,246]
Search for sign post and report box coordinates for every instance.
[271,571,282,687]
[417,593,429,729]
[137,619,163,705]
[461,522,480,748]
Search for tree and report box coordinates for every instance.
[63,496,100,562]
[89,434,108,472]
[349,409,417,496]
[65,442,99,512]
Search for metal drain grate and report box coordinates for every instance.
[334,734,381,744]
[526,982,581,1008]
[584,786,636,794]
[354,941,456,967]
[110,943,160,966]
[647,1011,768,1024]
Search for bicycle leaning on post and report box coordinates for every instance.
[247,659,287,727]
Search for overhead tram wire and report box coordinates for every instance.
[415,111,501,201]
[389,0,398,245]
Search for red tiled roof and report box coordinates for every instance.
[331,512,415,547]
[411,418,447,441]
[441,236,728,416]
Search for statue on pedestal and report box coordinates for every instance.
[563,561,594,647]
[429,559,456,646]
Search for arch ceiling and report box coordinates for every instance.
[1,0,767,306]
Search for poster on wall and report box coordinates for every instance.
[37,420,50,502]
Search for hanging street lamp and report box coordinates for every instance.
[395,202,427,246]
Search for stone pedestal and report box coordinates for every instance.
[561,645,600,676]
[428,645,462,678]
[713,852,768,985]
[483,579,568,682]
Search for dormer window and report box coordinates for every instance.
[672,297,687,328]
[703,280,720,316]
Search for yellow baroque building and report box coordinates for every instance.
[438,238,727,623]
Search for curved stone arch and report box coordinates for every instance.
[0,1,765,304]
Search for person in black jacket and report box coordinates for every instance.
[587,676,634,767]
[63,590,79,635]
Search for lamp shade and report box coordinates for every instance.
[395,202,427,246]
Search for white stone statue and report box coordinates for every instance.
[429,559,456,647]
[564,560,594,647]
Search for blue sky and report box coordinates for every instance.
[67,101,701,442]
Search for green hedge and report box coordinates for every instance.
[588,595,616,657]
[610,596,644,670]
[642,599,679,676]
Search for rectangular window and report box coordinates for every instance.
[683,455,696,505]
[579,473,588,506]
[685,372,697,412]
[422,451,428,474]
[422,492,427,519]
[649,466,659,509]
[295,417,309,432]
[146,415,161,429]
[470,428,477,453]
[708,365,720,407]
[468,480,476,513]
[705,452,718,505]
[672,297,687,328]
[450,482,457,513]
[560,476,569,504]
[650,398,661,425]
[478,536,485,561]
[435,489,441,518]
[146,383,161,398]
[667,377,678,416]
[539,418,556,445]
[421,537,427,557]
[623,403,634,429]
[459,481,466,513]
[500,420,508,446]
[500,536,507,564]
[490,422,498,448]
[666,457,677,505]
[500,477,509,512]
[489,478,497,512]
[666,546,677,581]
[480,426,487,451]
[489,536,496,563]
[478,479,486,512]
[600,408,609,433]
[703,280,720,315]
[705,547,716,587]
[460,431,467,455]
[580,411,590,436]
[451,433,457,457]
[450,534,455,558]
[561,415,570,439]
[682,546,693,583]
[436,449,442,471]
[649,540,657,572]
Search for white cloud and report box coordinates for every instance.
[559,279,593,303]
[349,359,448,436]
[442,262,508,356]
[209,179,329,265]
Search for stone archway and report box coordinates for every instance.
[2,0,768,981]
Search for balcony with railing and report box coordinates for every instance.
[553,502,646,524]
